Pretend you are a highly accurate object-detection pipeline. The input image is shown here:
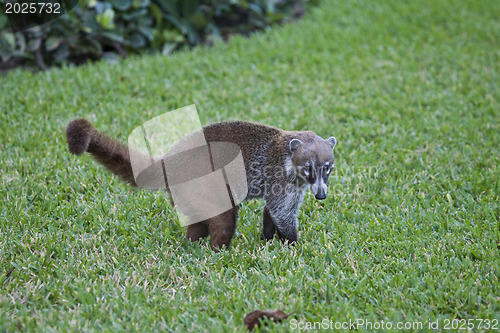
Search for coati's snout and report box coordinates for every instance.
[289,135,337,201]
[312,179,327,200]
[315,193,327,200]
[310,170,329,200]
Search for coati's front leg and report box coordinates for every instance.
[264,200,300,244]
[262,206,276,241]
[262,205,296,243]
[273,216,298,244]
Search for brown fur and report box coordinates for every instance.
[66,119,136,186]
[66,119,336,250]
[185,208,239,250]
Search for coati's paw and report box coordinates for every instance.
[276,230,297,245]
[66,119,94,155]
[261,232,275,241]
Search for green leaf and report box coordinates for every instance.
[185,22,200,45]
[138,26,154,41]
[164,14,187,34]
[101,31,125,43]
[248,3,263,15]
[27,38,42,52]
[161,42,176,55]
[122,9,147,21]
[127,32,146,48]
[95,1,111,14]
[85,0,97,7]
[109,0,132,11]
[162,29,185,43]
[1,31,16,49]
[45,36,62,52]
[0,49,11,62]
[85,37,103,55]
[15,32,26,53]
[0,14,8,29]
[52,42,69,60]
[102,51,120,63]
[155,0,178,14]
[149,3,163,26]
[206,23,222,43]
[187,12,208,29]
[181,0,198,17]
[132,0,150,9]
[96,8,116,29]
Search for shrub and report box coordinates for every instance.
[0,0,316,70]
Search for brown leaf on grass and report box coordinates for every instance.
[244,309,295,330]
[5,267,14,279]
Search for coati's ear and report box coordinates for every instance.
[289,139,302,153]
[327,136,337,149]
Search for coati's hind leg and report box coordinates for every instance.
[186,222,209,242]
[208,207,239,251]
[262,206,276,241]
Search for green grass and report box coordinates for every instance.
[1,0,499,331]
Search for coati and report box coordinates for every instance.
[66,119,337,250]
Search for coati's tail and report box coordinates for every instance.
[66,119,137,186]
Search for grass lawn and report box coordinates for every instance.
[1,0,499,331]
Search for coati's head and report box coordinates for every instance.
[289,135,337,200]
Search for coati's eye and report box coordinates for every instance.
[323,165,330,174]
[303,164,311,176]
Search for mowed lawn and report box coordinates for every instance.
[1,0,499,331]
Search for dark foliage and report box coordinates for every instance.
[0,0,316,70]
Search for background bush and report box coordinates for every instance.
[0,0,314,70]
